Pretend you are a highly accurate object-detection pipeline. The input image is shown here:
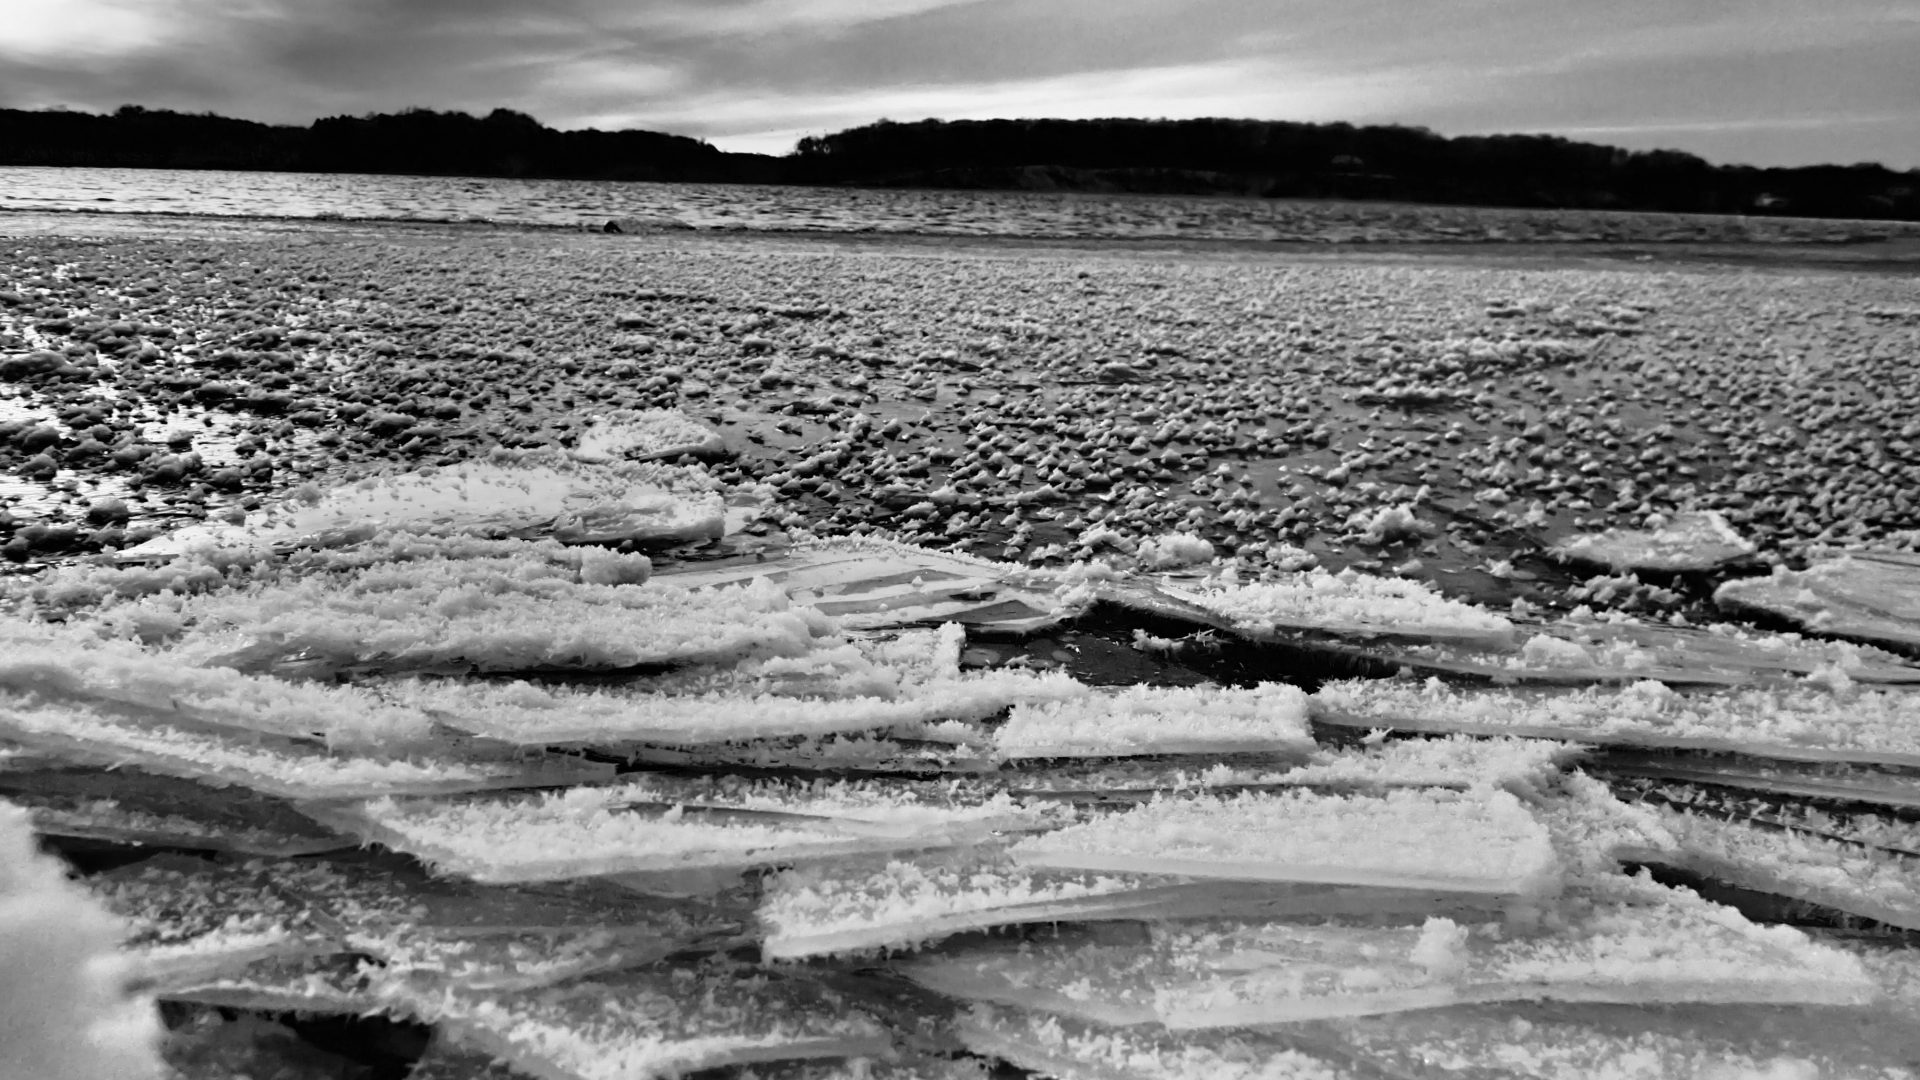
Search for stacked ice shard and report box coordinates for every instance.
[7,459,1920,1079]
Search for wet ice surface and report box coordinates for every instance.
[6,211,1920,1078]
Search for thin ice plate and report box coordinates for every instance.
[2,766,352,855]
[308,774,1055,884]
[409,964,894,1080]
[1716,551,1920,652]
[1009,786,1561,897]
[954,1005,1360,1080]
[0,696,612,800]
[1550,511,1756,573]
[1313,678,1920,767]
[760,848,1513,960]
[899,881,1876,1029]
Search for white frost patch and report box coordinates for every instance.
[571,408,725,464]
[995,683,1313,759]
[120,450,726,561]
[1173,568,1513,642]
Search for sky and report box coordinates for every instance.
[4,0,1918,169]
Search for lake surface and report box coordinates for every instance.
[4,165,1914,245]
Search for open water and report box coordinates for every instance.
[5,165,1904,245]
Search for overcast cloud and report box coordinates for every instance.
[4,0,1916,167]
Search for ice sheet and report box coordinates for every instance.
[1315,677,1920,766]
[1010,786,1561,896]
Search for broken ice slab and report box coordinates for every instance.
[1596,752,1920,811]
[152,953,379,1015]
[1633,804,1920,931]
[0,696,613,800]
[118,450,727,562]
[390,664,1081,748]
[98,848,746,996]
[1313,677,1920,767]
[22,534,657,621]
[1,765,352,855]
[900,880,1877,1030]
[267,853,749,992]
[1716,551,1920,652]
[156,556,836,676]
[613,733,998,776]
[1403,618,1920,687]
[0,615,437,749]
[655,537,1069,633]
[408,963,894,1080]
[93,854,337,979]
[1303,1000,1920,1080]
[1009,785,1561,897]
[993,683,1314,760]
[699,1053,991,1080]
[1006,736,1580,804]
[571,408,726,464]
[1607,772,1920,852]
[308,774,1059,884]
[1550,511,1756,573]
[953,1005,1357,1080]
[758,848,1512,961]
[1164,567,1516,645]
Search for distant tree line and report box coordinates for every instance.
[3,106,1916,220]
[0,105,775,182]
[794,118,1920,221]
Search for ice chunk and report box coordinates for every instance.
[1717,551,1920,652]
[0,614,434,749]
[901,880,1875,1029]
[955,1005,1355,1080]
[147,953,376,1015]
[572,408,726,463]
[1006,737,1577,805]
[2,765,351,855]
[995,683,1313,760]
[119,450,727,561]
[312,775,1057,884]
[658,536,1070,632]
[1598,753,1920,812]
[760,849,1509,960]
[1171,568,1513,644]
[1309,1000,1920,1080]
[1009,786,1561,897]
[1275,736,1579,793]
[98,850,746,1000]
[1400,619,1920,688]
[391,637,1084,747]
[0,697,612,800]
[1314,678,1920,767]
[148,557,834,676]
[1552,511,1756,573]
[1643,805,1920,931]
[409,964,894,1080]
